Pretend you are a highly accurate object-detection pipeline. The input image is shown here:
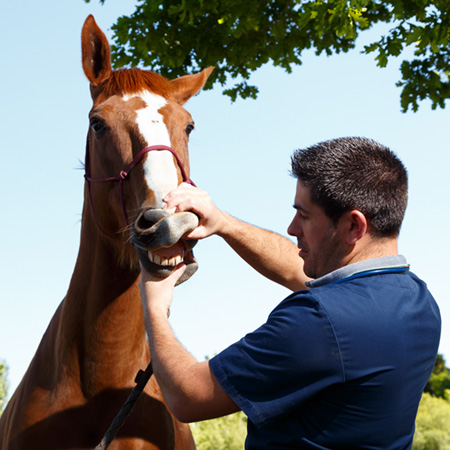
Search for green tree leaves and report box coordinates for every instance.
[84,0,450,111]
[362,2,450,111]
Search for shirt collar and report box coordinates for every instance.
[305,255,409,288]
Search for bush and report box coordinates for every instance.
[425,354,450,400]
[412,393,450,450]
[190,393,450,450]
[0,360,8,417]
[190,411,247,450]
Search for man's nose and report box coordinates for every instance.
[287,216,300,237]
[289,211,306,237]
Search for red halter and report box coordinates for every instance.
[84,145,195,228]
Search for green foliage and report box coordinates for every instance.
[190,411,247,450]
[189,394,450,450]
[0,360,9,417]
[85,0,449,112]
[412,393,450,450]
[414,354,450,449]
[424,354,450,400]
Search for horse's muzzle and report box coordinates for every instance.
[131,208,199,285]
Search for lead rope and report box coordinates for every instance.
[95,361,154,449]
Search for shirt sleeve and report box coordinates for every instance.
[209,290,345,426]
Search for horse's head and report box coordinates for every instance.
[81,15,213,284]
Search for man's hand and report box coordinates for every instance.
[139,262,187,318]
[163,183,228,240]
[162,182,308,291]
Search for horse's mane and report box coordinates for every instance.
[95,67,173,100]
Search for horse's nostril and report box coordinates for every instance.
[136,209,169,232]
[136,215,152,231]
[132,209,199,254]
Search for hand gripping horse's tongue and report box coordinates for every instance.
[132,210,199,285]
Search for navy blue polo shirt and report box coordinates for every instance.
[209,256,441,449]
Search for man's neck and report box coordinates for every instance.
[342,235,399,268]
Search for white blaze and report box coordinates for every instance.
[123,91,178,205]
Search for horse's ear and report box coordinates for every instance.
[81,15,112,86]
[170,67,214,105]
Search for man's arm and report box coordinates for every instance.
[215,212,309,291]
[164,183,310,291]
[139,263,240,423]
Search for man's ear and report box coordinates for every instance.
[344,210,368,245]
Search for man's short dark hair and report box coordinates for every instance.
[291,137,408,238]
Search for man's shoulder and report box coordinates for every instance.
[283,270,432,316]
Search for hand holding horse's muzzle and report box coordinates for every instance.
[132,209,199,285]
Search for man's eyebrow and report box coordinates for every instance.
[293,203,308,212]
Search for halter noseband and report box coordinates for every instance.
[84,144,195,228]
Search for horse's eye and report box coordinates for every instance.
[90,119,106,134]
[186,123,195,136]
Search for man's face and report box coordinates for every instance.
[287,180,346,279]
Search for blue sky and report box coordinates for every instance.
[1,0,448,398]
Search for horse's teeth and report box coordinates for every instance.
[147,251,182,267]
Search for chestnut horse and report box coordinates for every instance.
[0,15,213,450]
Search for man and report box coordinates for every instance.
[139,136,441,449]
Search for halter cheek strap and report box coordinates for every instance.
[84,145,195,228]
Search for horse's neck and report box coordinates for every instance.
[59,213,148,394]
